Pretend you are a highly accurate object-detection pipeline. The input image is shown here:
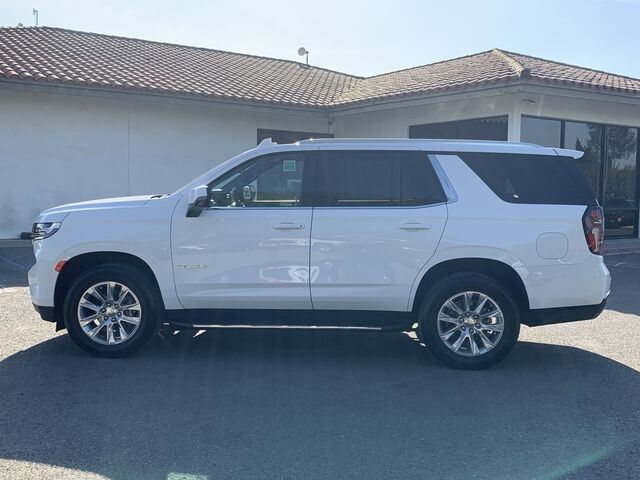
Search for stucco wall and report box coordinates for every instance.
[0,88,328,238]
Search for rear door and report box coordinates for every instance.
[310,148,448,312]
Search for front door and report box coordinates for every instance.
[310,149,448,312]
[171,151,314,309]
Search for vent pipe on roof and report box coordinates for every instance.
[32,8,39,27]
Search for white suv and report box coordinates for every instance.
[29,139,611,369]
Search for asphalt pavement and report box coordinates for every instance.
[0,246,639,480]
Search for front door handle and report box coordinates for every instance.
[273,222,305,230]
[398,222,432,231]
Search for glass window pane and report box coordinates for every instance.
[208,153,306,208]
[459,153,596,205]
[520,116,562,147]
[409,116,508,141]
[317,151,445,207]
[398,155,445,206]
[604,126,638,237]
[564,122,601,194]
[317,151,394,206]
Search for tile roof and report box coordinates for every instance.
[1,26,639,109]
[331,48,640,106]
[0,26,360,107]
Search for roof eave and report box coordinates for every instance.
[0,77,334,115]
[328,78,640,114]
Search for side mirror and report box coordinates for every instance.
[186,185,209,217]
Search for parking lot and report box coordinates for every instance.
[0,245,639,480]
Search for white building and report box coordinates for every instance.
[1,27,639,239]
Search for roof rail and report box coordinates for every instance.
[257,137,277,147]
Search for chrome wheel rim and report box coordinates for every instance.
[436,291,504,357]
[77,281,142,345]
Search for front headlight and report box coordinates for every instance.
[32,222,61,240]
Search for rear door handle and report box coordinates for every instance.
[397,222,431,231]
[272,222,305,230]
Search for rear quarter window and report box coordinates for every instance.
[459,153,597,205]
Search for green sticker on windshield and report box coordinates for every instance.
[283,159,296,172]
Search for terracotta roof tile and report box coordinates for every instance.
[0,26,360,107]
[1,27,639,109]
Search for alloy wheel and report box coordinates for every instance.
[76,281,142,345]
[436,291,504,357]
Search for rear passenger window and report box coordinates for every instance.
[459,153,597,205]
[316,150,445,207]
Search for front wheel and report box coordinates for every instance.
[417,273,520,369]
[63,264,160,357]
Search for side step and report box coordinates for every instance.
[164,309,415,332]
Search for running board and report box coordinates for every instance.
[164,309,414,332]
[175,324,383,331]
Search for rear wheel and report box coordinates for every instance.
[417,273,520,369]
[63,264,159,357]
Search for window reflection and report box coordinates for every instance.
[520,116,561,147]
[605,127,638,237]
[564,122,601,194]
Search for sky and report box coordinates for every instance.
[1,0,639,78]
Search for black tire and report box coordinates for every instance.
[63,263,160,358]
[417,273,520,370]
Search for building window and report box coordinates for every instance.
[257,128,333,145]
[520,116,562,147]
[409,116,508,141]
[521,115,640,238]
[604,127,638,237]
[564,121,602,193]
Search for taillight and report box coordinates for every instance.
[582,206,604,255]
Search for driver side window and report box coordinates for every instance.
[207,153,307,208]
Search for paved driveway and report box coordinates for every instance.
[0,246,639,479]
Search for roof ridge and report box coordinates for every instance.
[491,49,531,78]
[359,49,497,80]
[498,47,640,83]
[1,25,364,80]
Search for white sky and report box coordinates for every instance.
[1,0,640,78]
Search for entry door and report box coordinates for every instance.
[310,149,448,312]
[171,151,314,309]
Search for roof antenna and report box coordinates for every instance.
[298,47,309,66]
[32,8,39,26]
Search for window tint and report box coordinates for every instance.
[316,151,445,207]
[409,116,508,141]
[207,153,308,208]
[564,121,602,192]
[460,153,597,205]
[520,117,562,147]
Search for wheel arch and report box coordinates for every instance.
[53,251,164,330]
[410,258,530,314]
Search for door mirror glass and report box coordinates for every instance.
[186,185,209,217]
